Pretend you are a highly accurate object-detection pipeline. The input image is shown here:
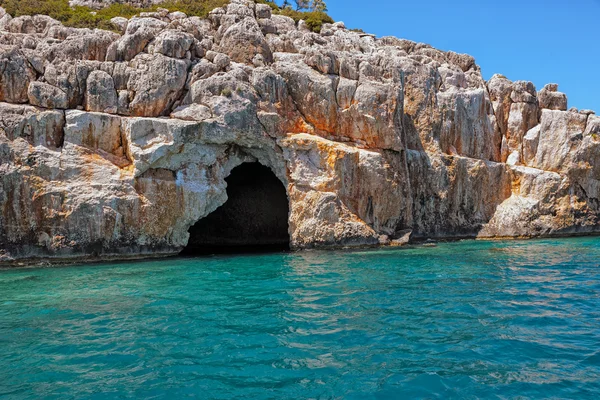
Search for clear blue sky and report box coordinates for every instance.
[323,0,600,112]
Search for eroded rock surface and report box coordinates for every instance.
[0,0,598,263]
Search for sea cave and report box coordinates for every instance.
[181,162,291,255]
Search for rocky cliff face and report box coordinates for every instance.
[0,0,599,263]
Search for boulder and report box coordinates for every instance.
[152,30,195,59]
[85,70,118,113]
[127,53,190,117]
[0,102,65,147]
[0,47,37,103]
[28,82,69,109]
[106,17,167,62]
[44,32,118,62]
[218,17,273,65]
[255,4,272,19]
[538,83,568,111]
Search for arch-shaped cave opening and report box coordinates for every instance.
[181,162,291,255]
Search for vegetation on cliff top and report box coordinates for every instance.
[257,1,333,32]
[0,0,333,32]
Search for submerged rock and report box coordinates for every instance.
[0,0,598,263]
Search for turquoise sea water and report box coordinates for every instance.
[1,238,600,399]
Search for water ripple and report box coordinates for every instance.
[1,237,599,399]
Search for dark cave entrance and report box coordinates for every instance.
[181,163,291,255]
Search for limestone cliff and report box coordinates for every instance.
[0,0,598,263]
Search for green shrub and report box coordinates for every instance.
[255,0,333,32]
[1,0,73,20]
[301,11,333,32]
[154,0,230,17]
[0,0,333,33]
[0,0,229,31]
[0,0,139,31]
[277,8,332,32]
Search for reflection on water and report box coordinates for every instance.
[1,237,599,399]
